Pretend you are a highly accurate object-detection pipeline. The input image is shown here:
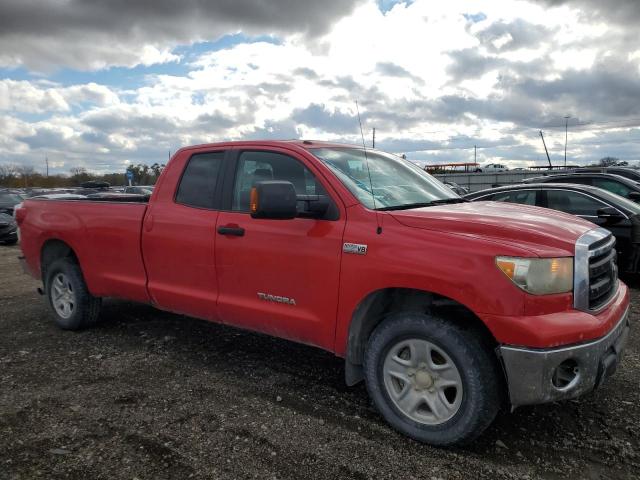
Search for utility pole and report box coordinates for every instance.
[372,128,376,149]
[564,115,571,168]
[539,131,552,169]
[474,145,477,165]
[45,155,49,177]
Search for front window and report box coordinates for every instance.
[546,190,605,217]
[311,148,458,210]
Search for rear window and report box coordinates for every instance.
[175,151,224,209]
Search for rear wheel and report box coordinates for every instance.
[45,258,101,330]
[364,312,501,446]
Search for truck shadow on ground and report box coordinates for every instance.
[87,298,638,469]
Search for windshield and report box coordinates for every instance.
[596,188,640,214]
[311,148,458,209]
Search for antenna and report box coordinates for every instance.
[355,101,382,234]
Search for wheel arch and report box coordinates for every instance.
[40,238,80,282]
[344,287,499,386]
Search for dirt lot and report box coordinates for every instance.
[1,245,639,480]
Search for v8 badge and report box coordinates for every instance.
[343,243,367,255]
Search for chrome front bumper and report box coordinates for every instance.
[499,306,630,408]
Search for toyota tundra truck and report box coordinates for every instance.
[16,140,631,446]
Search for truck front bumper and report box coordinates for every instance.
[499,305,630,408]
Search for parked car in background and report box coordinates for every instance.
[443,181,468,195]
[474,163,508,173]
[31,193,88,200]
[85,192,148,202]
[0,190,24,215]
[523,173,640,202]
[466,183,640,272]
[0,212,18,245]
[124,185,154,195]
[570,167,640,182]
[75,181,112,196]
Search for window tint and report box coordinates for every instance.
[546,190,605,216]
[592,178,632,197]
[232,151,329,212]
[491,190,536,205]
[175,151,224,209]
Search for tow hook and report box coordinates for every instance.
[37,287,44,295]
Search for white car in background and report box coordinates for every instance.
[474,163,508,173]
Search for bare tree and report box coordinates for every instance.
[599,156,621,167]
[0,164,14,183]
[69,167,91,185]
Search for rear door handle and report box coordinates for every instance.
[217,226,245,236]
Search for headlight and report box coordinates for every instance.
[496,256,573,295]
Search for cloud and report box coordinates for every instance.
[536,0,640,26]
[2,0,640,174]
[0,80,120,113]
[291,104,359,134]
[0,0,364,71]
[475,19,552,52]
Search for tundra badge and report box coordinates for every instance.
[343,243,367,255]
[257,292,296,306]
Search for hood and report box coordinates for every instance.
[389,201,595,257]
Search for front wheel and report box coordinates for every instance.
[364,312,501,446]
[45,258,101,330]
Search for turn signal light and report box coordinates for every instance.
[496,256,573,295]
[250,187,258,214]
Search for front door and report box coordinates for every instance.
[215,147,345,350]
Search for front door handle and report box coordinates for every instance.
[217,225,245,236]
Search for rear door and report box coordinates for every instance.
[142,149,227,321]
[214,147,346,350]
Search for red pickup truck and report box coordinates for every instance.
[16,140,630,446]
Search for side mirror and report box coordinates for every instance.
[628,192,640,201]
[597,206,624,221]
[250,181,297,220]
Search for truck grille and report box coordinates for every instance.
[588,236,617,310]
[574,228,618,312]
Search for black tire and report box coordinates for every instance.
[1,238,18,245]
[364,312,501,446]
[45,257,101,330]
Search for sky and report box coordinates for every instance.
[1,0,640,174]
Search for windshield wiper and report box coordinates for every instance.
[376,198,468,211]
[428,198,469,205]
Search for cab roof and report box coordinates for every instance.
[178,139,362,153]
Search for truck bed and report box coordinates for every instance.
[19,198,151,304]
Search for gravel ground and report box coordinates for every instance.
[1,244,639,480]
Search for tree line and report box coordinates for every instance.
[0,163,165,188]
